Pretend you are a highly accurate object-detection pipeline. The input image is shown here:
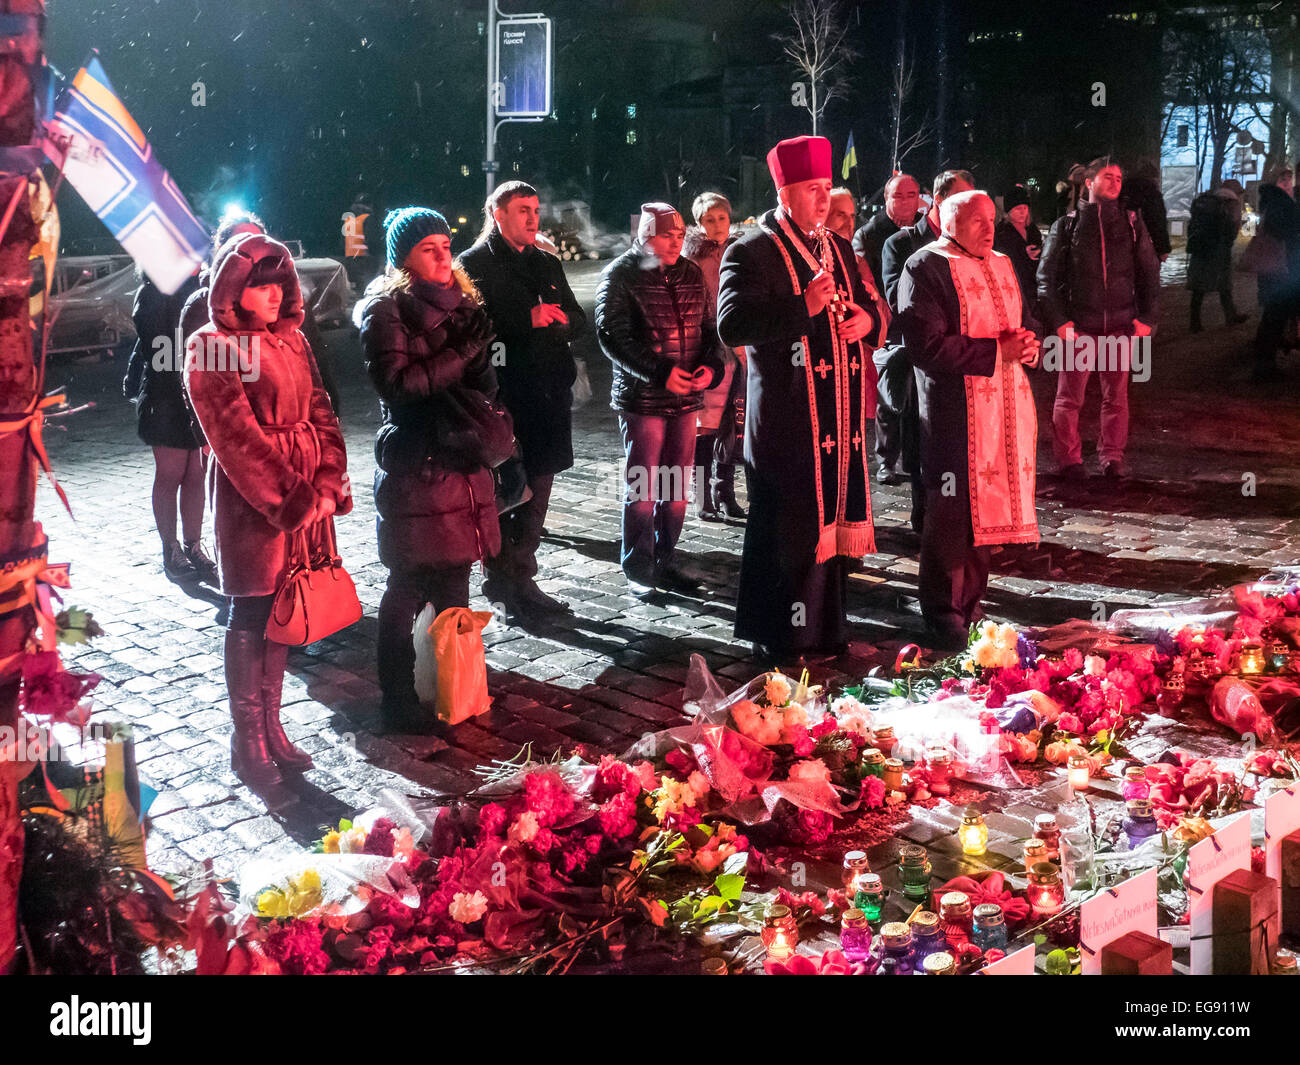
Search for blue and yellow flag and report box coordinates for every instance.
[44,54,206,295]
[841,131,857,181]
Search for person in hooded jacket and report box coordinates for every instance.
[185,233,352,786]
[182,210,340,415]
[357,207,501,732]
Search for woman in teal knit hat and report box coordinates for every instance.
[356,207,502,732]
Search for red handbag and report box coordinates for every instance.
[266,519,362,645]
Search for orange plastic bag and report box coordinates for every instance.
[432,607,493,725]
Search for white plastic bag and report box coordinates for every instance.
[413,602,438,707]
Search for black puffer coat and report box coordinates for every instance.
[124,273,202,449]
[1037,199,1162,336]
[595,245,724,417]
[359,275,502,571]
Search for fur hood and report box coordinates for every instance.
[207,232,304,335]
[683,225,735,261]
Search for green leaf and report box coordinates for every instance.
[714,872,745,902]
[694,823,713,837]
[339,818,352,831]
[694,895,727,919]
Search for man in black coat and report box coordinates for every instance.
[459,181,587,619]
[596,203,724,597]
[877,170,974,528]
[852,172,921,294]
[718,136,880,664]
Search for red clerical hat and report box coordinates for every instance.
[766,135,833,188]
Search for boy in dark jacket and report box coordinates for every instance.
[1038,156,1161,480]
[596,202,723,596]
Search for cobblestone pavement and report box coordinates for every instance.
[31,257,1300,886]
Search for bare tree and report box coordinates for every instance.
[775,0,859,137]
[1163,13,1271,189]
[887,44,934,173]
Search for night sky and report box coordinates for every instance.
[44,1,1180,257]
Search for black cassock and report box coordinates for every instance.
[718,207,881,655]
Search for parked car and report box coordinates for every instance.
[45,250,354,357]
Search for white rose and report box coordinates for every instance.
[448,890,489,924]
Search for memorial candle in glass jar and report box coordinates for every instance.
[862,748,886,778]
[898,844,932,901]
[939,891,973,947]
[911,910,942,956]
[762,903,798,962]
[883,757,905,790]
[842,850,870,894]
[840,908,873,962]
[958,806,988,856]
[927,748,954,796]
[873,724,897,758]
[1022,837,1049,874]
[1123,799,1159,849]
[853,872,885,922]
[971,903,1008,953]
[1033,813,1061,862]
[1027,862,1065,917]
[1122,766,1149,801]
[879,922,915,968]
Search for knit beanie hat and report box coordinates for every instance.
[1003,184,1031,211]
[384,207,452,269]
[637,203,684,241]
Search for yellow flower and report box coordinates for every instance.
[321,830,341,854]
[257,889,288,918]
[961,657,975,674]
[765,673,793,706]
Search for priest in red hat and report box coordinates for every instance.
[717,135,885,664]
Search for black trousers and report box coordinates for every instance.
[485,473,554,585]
[376,564,471,703]
[227,594,274,632]
[918,486,989,637]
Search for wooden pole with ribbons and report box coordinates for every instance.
[0,0,46,973]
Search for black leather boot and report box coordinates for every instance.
[712,462,747,519]
[262,638,313,771]
[696,434,721,521]
[224,629,280,786]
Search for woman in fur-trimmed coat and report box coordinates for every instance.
[185,232,352,786]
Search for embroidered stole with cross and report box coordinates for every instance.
[933,243,1039,547]
[760,209,875,563]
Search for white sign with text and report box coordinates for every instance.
[1079,867,1159,975]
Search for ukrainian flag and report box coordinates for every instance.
[44,54,206,295]
[841,131,857,181]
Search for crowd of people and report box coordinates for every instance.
[120,137,1299,787]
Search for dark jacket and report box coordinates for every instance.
[853,209,919,295]
[184,235,352,598]
[993,218,1044,315]
[1186,190,1241,293]
[1037,199,1161,336]
[881,213,939,340]
[124,273,202,449]
[1257,184,1300,299]
[596,245,724,417]
[457,231,586,476]
[358,275,502,571]
[1121,174,1171,258]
